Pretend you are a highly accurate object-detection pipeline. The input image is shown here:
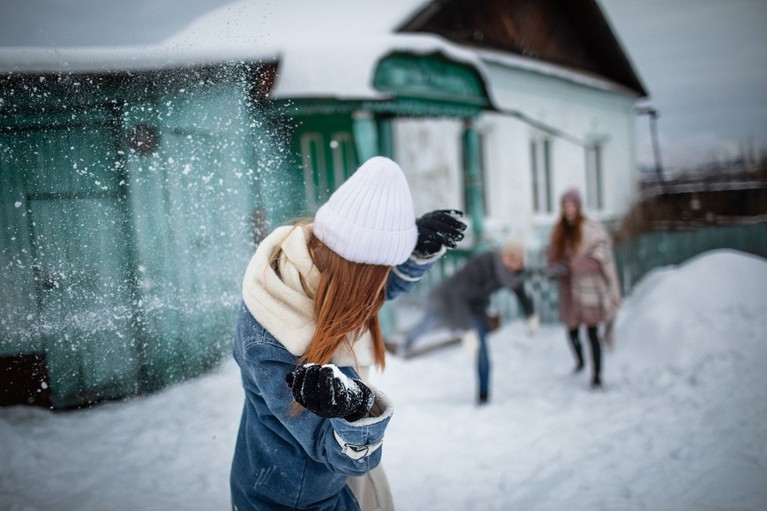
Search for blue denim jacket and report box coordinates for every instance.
[230,256,435,511]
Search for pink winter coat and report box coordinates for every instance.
[548,217,621,329]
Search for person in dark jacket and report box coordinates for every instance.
[400,238,538,404]
[230,156,466,511]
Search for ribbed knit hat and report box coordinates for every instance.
[313,156,417,266]
[560,187,582,209]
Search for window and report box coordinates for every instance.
[585,143,604,210]
[300,133,327,210]
[329,132,354,188]
[530,137,552,213]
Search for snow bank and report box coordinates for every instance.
[379,248,767,510]
[614,249,767,372]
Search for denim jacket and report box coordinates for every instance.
[230,255,436,510]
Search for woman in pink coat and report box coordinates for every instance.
[547,188,621,388]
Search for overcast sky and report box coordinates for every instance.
[598,0,767,171]
[2,0,765,172]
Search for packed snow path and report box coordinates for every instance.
[1,249,766,510]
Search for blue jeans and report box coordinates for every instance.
[472,315,491,395]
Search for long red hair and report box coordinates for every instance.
[550,208,584,262]
[293,231,390,370]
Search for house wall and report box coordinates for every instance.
[393,118,465,216]
[391,64,639,252]
[123,79,260,391]
[480,62,639,249]
[0,71,286,407]
[0,95,143,405]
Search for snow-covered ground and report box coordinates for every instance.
[2,249,766,511]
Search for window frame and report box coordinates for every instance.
[585,142,604,211]
[530,135,553,214]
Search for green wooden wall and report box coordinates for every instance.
[123,80,258,393]
[0,70,293,407]
[1,107,142,404]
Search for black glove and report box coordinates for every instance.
[546,263,570,280]
[286,363,375,422]
[414,209,467,258]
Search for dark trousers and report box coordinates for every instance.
[568,326,601,384]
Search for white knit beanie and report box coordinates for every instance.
[313,156,417,266]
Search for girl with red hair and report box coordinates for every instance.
[547,188,621,388]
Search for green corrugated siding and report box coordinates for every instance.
[1,71,293,407]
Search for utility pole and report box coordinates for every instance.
[636,107,665,187]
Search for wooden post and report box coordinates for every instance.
[462,119,485,247]
[352,110,378,163]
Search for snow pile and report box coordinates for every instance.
[377,249,767,510]
[0,249,766,510]
[614,249,767,372]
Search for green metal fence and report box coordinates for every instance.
[384,222,767,334]
[613,222,767,294]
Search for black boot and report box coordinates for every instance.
[478,390,489,405]
[568,329,584,373]
[587,326,603,389]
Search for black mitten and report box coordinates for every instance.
[286,363,375,422]
[414,209,467,258]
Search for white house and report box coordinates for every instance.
[389,0,648,249]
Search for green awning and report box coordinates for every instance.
[268,51,493,119]
[373,51,491,112]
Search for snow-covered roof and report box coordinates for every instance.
[0,0,420,71]
[0,0,636,104]
[0,0,497,102]
[269,34,495,100]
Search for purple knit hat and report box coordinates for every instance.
[560,187,582,208]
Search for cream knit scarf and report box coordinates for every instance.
[241,224,376,368]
